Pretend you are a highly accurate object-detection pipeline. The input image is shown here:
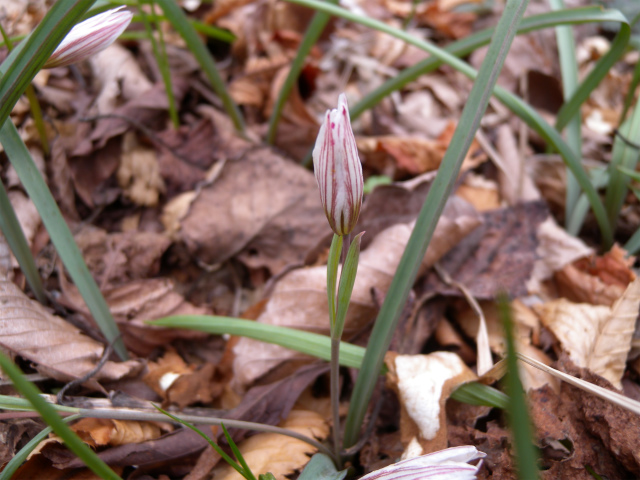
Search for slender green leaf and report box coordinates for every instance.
[298,453,348,480]
[0,414,81,480]
[605,104,640,230]
[150,315,373,370]
[222,423,257,480]
[327,234,343,329]
[499,295,539,480]
[0,0,94,129]
[342,0,531,448]
[334,232,363,338]
[287,0,615,245]
[0,121,128,360]
[450,382,509,409]
[0,180,46,303]
[0,352,121,480]
[266,0,338,144]
[153,0,245,133]
[549,0,583,228]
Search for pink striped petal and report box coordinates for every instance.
[44,7,133,69]
[312,93,364,236]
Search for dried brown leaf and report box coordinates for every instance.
[0,277,140,387]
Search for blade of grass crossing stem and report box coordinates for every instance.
[0,352,122,480]
[153,0,245,133]
[138,0,180,128]
[152,314,371,369]
[0,121,128,360]
[605,103,640,230]
[0,0,94,129]
[342,0,531,448]
[289,0,616,245]
[0,414,82,480]
[549,0,583,230]
[348,7,628,122]
[0,180,46,303]
[266,0,338,144]
[498,295,539,479]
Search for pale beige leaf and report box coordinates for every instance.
[210,410,329,480]
[385,351,476,453]
[0,277,140,386]
[535,278,640,389]
[232,201,480,388]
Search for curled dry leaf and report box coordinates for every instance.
[232,201,481,388]
[209,409,329,480]
[385,351,476,454]
[70,418,164,447]
[535,277,640,389]
[0,277,140,387]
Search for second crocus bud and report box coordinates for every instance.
[43,7,133,69]
[312,93,364,237]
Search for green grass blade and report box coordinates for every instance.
[327,234,342,329]
[266,0,338,144]
[0,0,94,129]
[222,423,257,480]
[0,414,81,480]
[287,0,615,245]
[605,103,640,231]
[451,382,510,409]
[498,295,539,479]
[150,315,371,370]
[0,352,121,480]
[152,0,245,133]
[341,0,530,448]
[334,233,363,337]
[0,180,47,304]
[555,13,631,132]
[0,121,128,360]
[549,0,582,229]
[624,226,640,254]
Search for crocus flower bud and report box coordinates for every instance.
[312,93,364,236]
[43,7,133,69]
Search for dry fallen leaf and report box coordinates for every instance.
[0,277,141,387]
[70,418,164,447]
[385,351,476,454]
[535,277,640,389]
[209,409,329,480]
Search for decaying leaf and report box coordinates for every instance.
[385,351,476,454]
[209,410,329,480]
[117,132,165,207]
[0,277,141,387]
[535,278,640,389]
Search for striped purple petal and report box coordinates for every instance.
[312,93,364,236]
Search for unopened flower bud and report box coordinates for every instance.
[43,7,133,69]
[312,93,364,236]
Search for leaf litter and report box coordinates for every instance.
[2,0,640,478]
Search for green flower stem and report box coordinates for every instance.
[0,180,47,304]
[266,0,339,144]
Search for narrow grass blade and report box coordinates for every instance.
[549,0,582,228]
[0,414,81,480]
[0,352,121,480]
[0,180,47,304]
[138,0,180,128]
[152,0,245,133]
[151,315,372,370]
[287,0,615,245]
[0,122,128,360]
[605,103,640,230]
[342,0,530,448]
[450,382,509,409]
[266,0,338,144]
[0,0,94,129]
[222,423,257,480]
[334,232,363,337]
[499,295,539,480]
